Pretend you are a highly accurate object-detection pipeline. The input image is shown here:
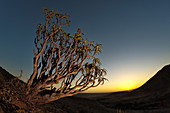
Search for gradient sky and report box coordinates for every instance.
[1,0,170,92]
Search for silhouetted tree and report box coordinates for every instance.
[26,9,107,104]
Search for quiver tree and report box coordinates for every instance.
[26,9,107,104]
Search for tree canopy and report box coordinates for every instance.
[26,9,107,104]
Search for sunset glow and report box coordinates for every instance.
[86,76,146,93]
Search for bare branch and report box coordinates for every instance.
[26,9,107,104]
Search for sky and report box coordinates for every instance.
[1,0,170,93]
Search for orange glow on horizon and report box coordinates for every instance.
[85,74,148,93]
[85,81,144,93]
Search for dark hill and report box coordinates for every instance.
[0,67,29,113]
[0,67,15,85]
[134,64,170,95]
[93,65,170,112]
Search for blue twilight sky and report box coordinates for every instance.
[1,0,170,92]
